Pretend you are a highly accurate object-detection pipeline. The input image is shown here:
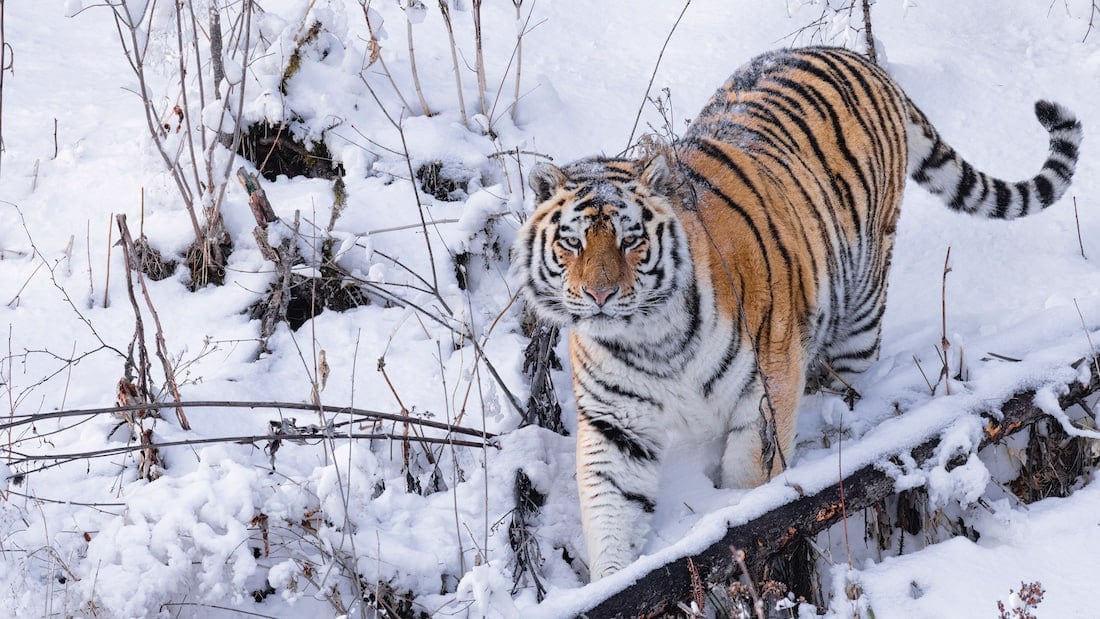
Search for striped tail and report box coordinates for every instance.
[905,99,1082,219]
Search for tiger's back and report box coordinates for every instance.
[678,48,910,398]
[512,46,1081,581]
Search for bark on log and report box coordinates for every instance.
[584,367,1099,618]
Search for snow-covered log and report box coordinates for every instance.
[584,362,1100,618]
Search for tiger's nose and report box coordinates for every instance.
[582,285,619,307]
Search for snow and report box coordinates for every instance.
[1,0,1100,617]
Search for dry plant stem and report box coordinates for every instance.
[239,166,297,355]
[913,355,934,394]
[0,400,496,439]
[486,6,543,125]
[512,0,524,121]
[108,0,202,241]
[209,5,225,100]
[199,1,254,277]
[203,2,252,213]
[174,0,205,196]
[85,220,93,303]
[184,0,217,154]
[1073,299,1100,382]
[159,602,277,619]
[1075,197,1086,259]
[861,0,876,64]
[377,358,436,465]
[405,17,431,116]
[837,408,852,569]
[11,208,127,377]
[458,292,524,426]
[472,0,488,118]
[0,0,6,176]
[5,261,43,308]
[331,78,530,416]
[625,0,691,151]
[360,1,413,112]
[395,119,446,302]
[941,245,952,395]
[438,0,467,126]
[6,325,13,470]
[730,548,764,619]
[9,432,490,474]
[436,341,469,576]
[1085,0,1099,42]
[103,212,113,308]
[117,214,191,430]
[685,557,705,615]
[356,53,446,307]
[116,217,154,401]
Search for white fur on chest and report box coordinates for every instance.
[572,285,757,443]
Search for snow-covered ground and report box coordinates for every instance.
[1,1,1099,617]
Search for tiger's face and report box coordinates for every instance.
[513,156,691,334]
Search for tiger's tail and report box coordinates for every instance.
[905,99,1082,219]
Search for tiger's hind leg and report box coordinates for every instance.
[820,293,888,391]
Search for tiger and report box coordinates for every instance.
[510,46,1082,581]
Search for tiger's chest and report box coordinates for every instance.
[568,276,760,438]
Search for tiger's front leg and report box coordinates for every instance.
[575,405,664,580]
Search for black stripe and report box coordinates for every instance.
[578,365,663,410]
[590,471,657,513]
[1052,119,1079,132]
[758,81,867,236]
[801,51,893,196]
[593,337,676,379]
[949,161,977,211]
[624,491,656,513]
[1015,182,1031,217]
[993,180,1012,218]
[1051,138,1078,160]
[703,332,742,397]
[1034,175,1054,207]
[914,141,954,183]
[1045,159,1072,181]
[692,140,797,282]
[829,345,880,363]
[770,74,875,227]
[974,172,990,209]
[680,163,775,284]
[582,413,658,461]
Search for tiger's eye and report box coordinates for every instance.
[557,237,582,252]
[621,235,641,250]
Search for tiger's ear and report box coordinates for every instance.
[529,162,567,204]
[642,154,674,196]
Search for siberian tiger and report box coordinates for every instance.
[511,46,1081,581]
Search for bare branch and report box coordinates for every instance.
[0,399,498,440]
[626,0,691,151]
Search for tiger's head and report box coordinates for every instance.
[512,156,692,335]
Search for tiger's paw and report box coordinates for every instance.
[588,556,631,582]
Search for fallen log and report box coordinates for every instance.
[584,365,1100,618]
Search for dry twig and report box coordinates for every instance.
[625,0,691,151]
[117,214,190,430]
